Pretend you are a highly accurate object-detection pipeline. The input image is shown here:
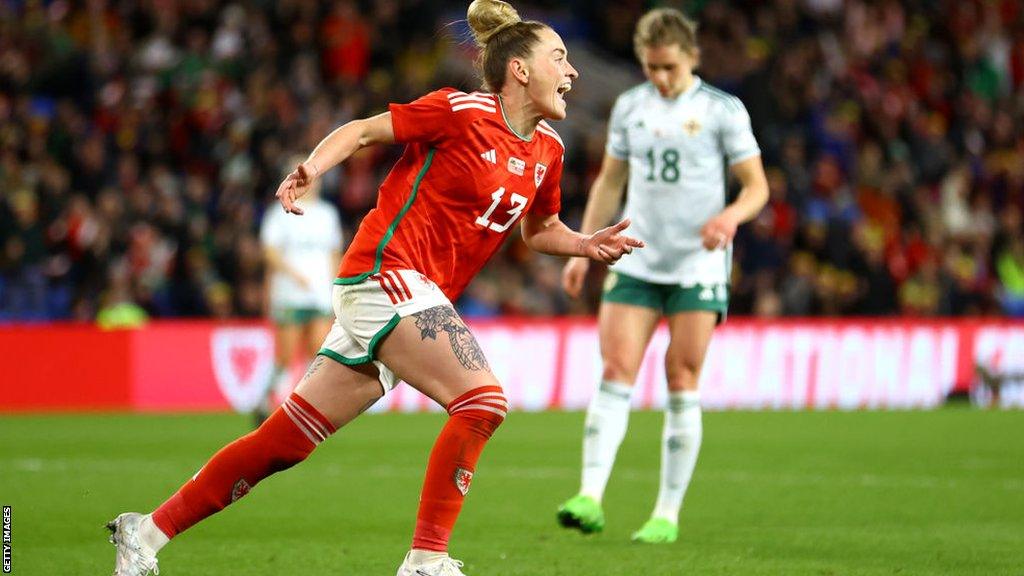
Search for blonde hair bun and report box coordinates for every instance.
[467,0,521,46]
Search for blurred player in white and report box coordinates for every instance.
[557,8,768,544]
[257,158,343,425]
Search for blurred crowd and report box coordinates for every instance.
[1,0,1022,322]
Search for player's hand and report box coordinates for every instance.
[701,210,739,251]
[275,162,320,215]
[580,218,645,265]
[561,257,590,298]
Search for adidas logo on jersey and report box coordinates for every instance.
[480,149,497,164]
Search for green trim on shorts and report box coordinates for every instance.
[335,148,436,285]
[273,307,329,326]
[602,271,728,317]
[317,313,402,366]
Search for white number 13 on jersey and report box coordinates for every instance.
[475,187,527,233]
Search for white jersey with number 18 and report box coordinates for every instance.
[606,77,760,286]
[260,199,343,312]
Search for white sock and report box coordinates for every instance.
[580,380,634,501]
[409,549,447,565]
[138,514,170,556]
[652,391,703,523]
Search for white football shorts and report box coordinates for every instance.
[318,269,450,393]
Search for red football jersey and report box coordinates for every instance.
[337,88,565,300]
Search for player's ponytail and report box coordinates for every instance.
[634,8,699,58]
[467,0,548,92]
[467,0,520,46]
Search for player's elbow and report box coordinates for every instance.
[751,177,770,208]
[353,119,377,148]
[355,112,394,148]
[520,223,542,252]
[519,215,546,247]
[520,215,563,254]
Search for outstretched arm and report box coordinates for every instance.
[276,112,396,215]
[521,213,644,263]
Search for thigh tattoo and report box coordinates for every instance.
[303,355,325,381]
[412,306,490,371]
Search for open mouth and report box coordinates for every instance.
[556,82,572,103]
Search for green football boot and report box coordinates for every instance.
[631,517,678,543]
[556,494,605,534]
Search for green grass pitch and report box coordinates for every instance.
[2,408,1022,575]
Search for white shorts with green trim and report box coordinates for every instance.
[318,269,450,393]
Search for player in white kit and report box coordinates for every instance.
[256,162,343,425]
[557,8,768,543]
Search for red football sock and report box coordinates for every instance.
[412,385,508,552]
[152,393,335,538]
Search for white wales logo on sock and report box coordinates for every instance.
[453,467,474,496]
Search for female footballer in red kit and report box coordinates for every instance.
[106,1,643,575]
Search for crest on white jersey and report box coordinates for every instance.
[210,327,274,412]
[534,163,548,188]
[683,118,702,136]
[507,156,526,176]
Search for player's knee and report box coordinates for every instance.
[665,359,701,390]
[602,357,638,384]
[447,385,508,437]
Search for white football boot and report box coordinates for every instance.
[106,512,160,576]
[395,551,467,576]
